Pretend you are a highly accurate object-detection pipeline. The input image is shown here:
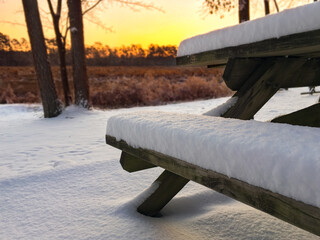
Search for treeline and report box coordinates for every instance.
[0,32,177,66]
[0,32,33,66]
[86,43,177,66]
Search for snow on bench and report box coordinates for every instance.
[107,111,320,209]
[106,111,320,235]
[176,2,320,67]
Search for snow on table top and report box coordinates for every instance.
[177,2,320,57]
[107,111,320,208]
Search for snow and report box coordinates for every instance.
[1,87,319,240]
[203,96,238,116]
[177,2,320,57]
[70,27,78,33]
[107,110,320,209]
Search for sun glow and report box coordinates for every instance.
[0,0,239,49]
[1,0,312,49]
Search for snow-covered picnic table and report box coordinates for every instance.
[106,2,320,237]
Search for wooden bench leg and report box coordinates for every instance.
[120,151,156,172]
[137,170,189,217]
[223,58,307,120]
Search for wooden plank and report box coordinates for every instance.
[120,151,156,173]
[284,58,320,89]
[223,58,320,91]
[137,170,189,217]
[223,58,266,90]
[271,103,320,127]
[176,29,320,67]
[222,58,307,119]
[106,135,320,237]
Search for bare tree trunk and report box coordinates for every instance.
[264,0,270,15]
[67,0,90,108]
[22,0,62,118]
[47,0,72,106]
[239,0,250,23]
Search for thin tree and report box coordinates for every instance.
[264,0,270,15]
[239,0,250,22]
[47,0,72,106]
[22,0,62,118]
[66,0,162,108]
[67,0,90,108]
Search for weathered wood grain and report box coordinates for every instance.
[120,151,156,172]
[271,103,320,127]
[223,57,320,91]
[176,29,320,67]
[106,135,320,237]
[222,58,265,90]
[137,170,189,217]
[222,58,307,119]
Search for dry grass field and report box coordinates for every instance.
[0,66,232,108]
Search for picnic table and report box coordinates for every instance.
[106,2,320,237]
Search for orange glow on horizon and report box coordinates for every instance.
[2,0,310,49]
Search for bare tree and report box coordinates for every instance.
[204,0,315,21]
[264,0,270,15]
[65,0,163,108]
[47,0,72,106]
[203,0,250,23]
[22,0,62,118]
[67,0,90,108]
[203,0,235,16]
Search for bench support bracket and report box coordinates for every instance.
[120,151,156,172]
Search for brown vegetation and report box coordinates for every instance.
[0,66,232,108]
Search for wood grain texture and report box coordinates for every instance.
[222,58,307,119]
[120,151,156,172]
[271,103,320,127]
[137,170,189,217]
[223,57,320,91]
[223,58,265,90]
[176,29,320,67]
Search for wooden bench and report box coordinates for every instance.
[106,112,320,236]
[106,3,320,237]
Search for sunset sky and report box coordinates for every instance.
[0,0,311,48]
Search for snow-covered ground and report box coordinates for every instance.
[0,87,319,240]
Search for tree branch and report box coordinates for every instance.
[57,0,62,17]
[83,0,103,15]
[0,21,26,27]
[47,0,55,16]
[83,15,114,32]
[273,0,279,12]
[114,0,164,13]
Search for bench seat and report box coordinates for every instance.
[106,111,320,209]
